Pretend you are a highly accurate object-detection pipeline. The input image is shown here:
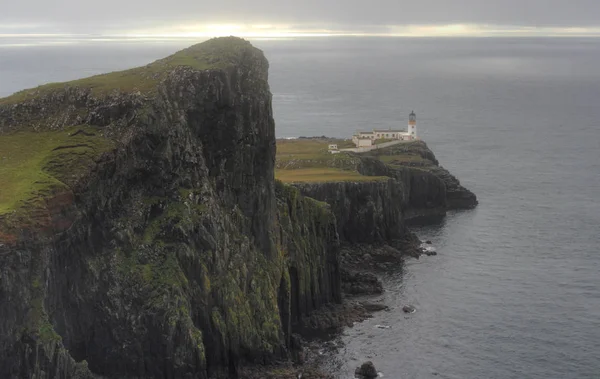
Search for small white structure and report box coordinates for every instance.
[328,144,341,154]
[352,111,418,147]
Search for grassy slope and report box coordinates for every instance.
[0,126,114,215]
[0,37,255,105]
[275,138,387,183]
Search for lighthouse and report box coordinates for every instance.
[408,111,417,139]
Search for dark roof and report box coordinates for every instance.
[373,129,406,133]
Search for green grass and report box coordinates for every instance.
[0,126,114,215]
[276,139,331,158]
[0,37,258,105]
[276,138,358,169]
[275,168,387,183]
[275,138,388,183]
[378,154,428,164]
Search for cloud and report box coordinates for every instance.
[2,0,599,36]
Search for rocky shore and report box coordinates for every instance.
[0,37,476,378]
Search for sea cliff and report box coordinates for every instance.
[0,37,476,378]
[277,139,477,250]
[0,38,340,379]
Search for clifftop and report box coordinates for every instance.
[0,37,263,107]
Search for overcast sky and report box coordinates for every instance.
[2,0,600,36]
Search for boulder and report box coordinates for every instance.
[360,301,389,312]
[355,361,378,379]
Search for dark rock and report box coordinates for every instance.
[293,179,409,246]
[360,302,389,312]
[298,302,371,332]
[403,305,416,313]
[355,361,378,379]
[341,242,418,269]
[426,240,432,244]
[341,269,383,295]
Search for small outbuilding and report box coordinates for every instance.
[328,144,341,154]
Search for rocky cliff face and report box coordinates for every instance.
[290,141,477,247]
[293,179,408,245]
[0,38,340,379]
[359,142,477,221]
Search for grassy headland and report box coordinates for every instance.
[275,138,436,183]
[0,37,257,105]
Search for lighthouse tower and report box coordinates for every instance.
[408,111,417,139]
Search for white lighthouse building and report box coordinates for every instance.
[408,110,417,139]
[351,111,419,147]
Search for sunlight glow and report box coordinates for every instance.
[3,23,600,43]
[114,23,600,38]
[114,23,344,38]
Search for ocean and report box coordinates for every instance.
[2,37,600,379]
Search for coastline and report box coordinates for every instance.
[272,136,477,377]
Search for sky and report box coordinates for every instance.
[2,0,600,37]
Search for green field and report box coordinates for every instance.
[0,126,114,215]
[275,168,387,183]
[275,138,386,183]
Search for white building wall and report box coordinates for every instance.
[408,123,417,138]
[357,139,373,147]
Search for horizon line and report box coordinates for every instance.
[3,23,600,39]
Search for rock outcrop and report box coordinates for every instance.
[285,140,477,301]
[355,361,378,379]
[0,38,341,379]
[293,179,407,245]
[290,141,477,250]
[359,141,478,219]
